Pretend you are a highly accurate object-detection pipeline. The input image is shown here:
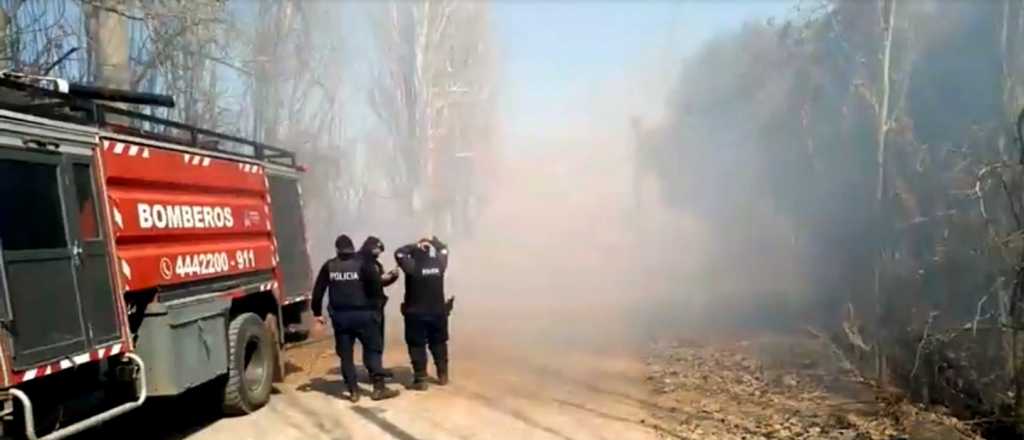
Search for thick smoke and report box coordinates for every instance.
[634,0,1024,424]
[300,3,1022,426]
[433,131,809,359]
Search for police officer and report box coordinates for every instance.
[312,234,400,402]
[395,236,452,390]
[358,236,400,377]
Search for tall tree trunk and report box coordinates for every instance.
[1016,268,1024,431]
[1000,2,1019,412]
[90,0,131,125]
[2,1,24,71]
[252,0,294,145]
[0,6,9,70]
[1000,0,1019,162]
[185,16,203,127]
[93,0,131,90]
[874,0,897,385]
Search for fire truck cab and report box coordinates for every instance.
[0,75,315,439]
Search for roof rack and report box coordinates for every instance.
[0,75,298,168]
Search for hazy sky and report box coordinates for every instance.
[493,1,794,142]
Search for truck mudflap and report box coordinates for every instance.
[8,353,146,440]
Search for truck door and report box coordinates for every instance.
[0,149,119,368]
[66,156,119,347]
[0,148,87,368]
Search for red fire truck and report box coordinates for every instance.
[0,74,316,439]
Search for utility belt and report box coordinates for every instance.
[329,305,377,314]
[400,297,455,316]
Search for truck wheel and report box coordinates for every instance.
[223,313,273,415]
[265,313,285,383]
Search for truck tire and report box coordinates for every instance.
[222,313,273,415]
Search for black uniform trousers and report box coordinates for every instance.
[378,297,388,342]
[330,309,385,387]
[404,313,449,377]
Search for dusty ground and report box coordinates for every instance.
[643,335,984,440]
[84,334,660,440]
[79,331,986,440]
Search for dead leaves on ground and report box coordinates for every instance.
[646,338,982,440]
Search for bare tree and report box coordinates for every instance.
[89,0,138,90]
[370,0,498,236]
[638,0,1024,428]
[872,0,897,385]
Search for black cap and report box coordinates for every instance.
[335,234,355,254]
[361,236,385,254]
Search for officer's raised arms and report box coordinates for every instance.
[394,236,449,273]
[430,236,449,270]
[395,236,452,390]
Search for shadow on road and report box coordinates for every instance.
[349,406,422,440]
[296,377,347,399]
[295,365,415,400]
[75,381,243,440]
[322,366,417,385]
[284,360,306,376]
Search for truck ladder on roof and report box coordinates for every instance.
[0,75,298,168]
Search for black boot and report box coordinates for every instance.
[437,372,449,386]
[370,378,400,401]
[409,375,429,391]
[347,385,361,403]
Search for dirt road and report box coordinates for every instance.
[81,334,660,440]
[227,340,658,440]
[83,330,988,440]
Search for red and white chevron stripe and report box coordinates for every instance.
[103,140,151,158]
[182,153,212,167]
[237,162,264,174]
[12,342,125,384]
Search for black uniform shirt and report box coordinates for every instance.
[395,239,449,315]
[311,253,383,316]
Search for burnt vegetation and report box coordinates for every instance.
[637,0,1024,434]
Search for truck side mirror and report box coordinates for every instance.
[0,239,12,322]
